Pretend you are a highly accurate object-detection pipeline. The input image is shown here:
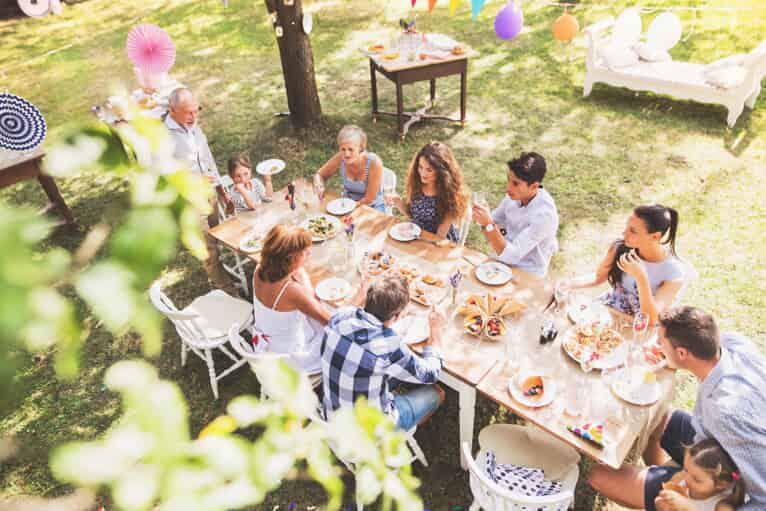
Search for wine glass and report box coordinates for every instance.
[313,174,325,204]
[383,181,397,215]
[629,311,649,368]
[473,191,489,210]
[554,281,571,313]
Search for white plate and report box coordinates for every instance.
[475,261,513,286]
[239,232,264,253]
[315,277,351,303]
[561,328,629,370]
[428,33,459,51]
[300,214,342,242]
[508,374,557,408]
[256,158,286,176]
[393,314,430,345]
[567,299,612,327]
[611,368,661,406]
[389,222,421,242]
[326,197,357,216]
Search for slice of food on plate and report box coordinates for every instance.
[456,304,483,317]
[463,313,485,336]
[485,316,506,339]
[464,293,488,314]
[411,284,432,306]
[521,375,544,399]
[382,52,400,61]
[490,294,509,314]
[367,44,385,53]
[421,274,443,287]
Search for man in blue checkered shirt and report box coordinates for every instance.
[320,274,445,430]
[590,306,766,511]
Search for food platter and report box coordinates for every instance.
[409,275,448,307]
[455,292,526,339]
[300,214,342,242]
[239,231,264,253]
[315,277,351,302]
[566,298,612,327]
[561,325,628,370]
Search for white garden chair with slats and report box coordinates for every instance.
[216,174,254,293]
[463,424,580,511]
[149,281,252,399]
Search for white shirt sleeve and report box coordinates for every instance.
[497,210,557,265]
[491,198,509,225]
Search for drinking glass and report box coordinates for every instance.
[383,182,397,215]
[298,186,312,216]
[564,375,586,418]
[473,191,489,210]
[580,345,595,374]
[313,174,325,204]
[554,281,571,313]
[628,312,649,368]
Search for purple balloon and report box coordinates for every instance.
[495,1,523,40]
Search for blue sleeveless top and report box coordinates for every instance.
[340,152,385,212]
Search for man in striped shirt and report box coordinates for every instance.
[320,275,445,430]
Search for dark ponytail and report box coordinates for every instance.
[687,438,745,509]
[607,204,680,288]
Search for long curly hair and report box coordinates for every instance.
[404,141,468,222]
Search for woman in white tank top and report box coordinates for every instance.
[252,225,332,374]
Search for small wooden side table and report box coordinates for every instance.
[368,48,474,140]
[0,149,75,226]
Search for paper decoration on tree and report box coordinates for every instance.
[126,24,177,75]
[0,93,47,152]
[552,9,579,42]
[471,0,485,20]
[428,0,437,13]
[449,0,460,16]
[494,1,523,40]
[411,0,416,7]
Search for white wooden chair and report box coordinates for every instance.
[228,323,322,395]
[310,411,428,511]
[583,16,766,127]
[149,282,252,399]
[382,167,397,216]
[463,424,580,511]
[216,174,253,293]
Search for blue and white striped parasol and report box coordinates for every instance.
[0,93,47,152]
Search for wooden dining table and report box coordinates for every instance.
[208,182,675,470]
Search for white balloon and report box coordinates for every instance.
[647,12,682,51]
[17,0,50,17]
[610,8,642,48]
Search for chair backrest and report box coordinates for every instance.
[456,211,472,247]
[149,281,219,348]
[382,167,397,190]
[217,174,235,220]
[673,258,699,305]
[743,38,766,85]
[461,443,574,511]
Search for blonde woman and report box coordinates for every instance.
[251,225,331,374]
[386,141,468,241]
[314,125,385,212]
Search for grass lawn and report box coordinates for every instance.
[1,0,765,509]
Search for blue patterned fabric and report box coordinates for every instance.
[340,152,385,211]
[483,450,563,497]
[600,254,684,315]
[0,93,47,151]
[410,194,458,242]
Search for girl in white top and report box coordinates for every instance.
[656,438,744,511]
[251,225,330,374]
[563,204,685,326]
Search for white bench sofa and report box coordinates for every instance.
[583,17,766,127]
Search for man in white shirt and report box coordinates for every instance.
[471,152,559,277]
[164,87,237,295]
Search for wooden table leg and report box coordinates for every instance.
[429,78,436,105]
[460,70,467,126]
[396,77,404,140]
[37,170,75,225]
[369,59,379,122]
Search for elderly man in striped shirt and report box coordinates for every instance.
[320,275,445,430]
[589,306,766,511]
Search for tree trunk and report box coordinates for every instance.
[264,0,322,128]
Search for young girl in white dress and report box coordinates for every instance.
[656,438,745,511]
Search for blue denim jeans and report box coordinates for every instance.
[393,385,442,431]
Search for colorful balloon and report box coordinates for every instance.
[428,0,437,13]
[552,10,579,42]
[647,12,682,51]
[494,1,523,40]
[449,0,460,16]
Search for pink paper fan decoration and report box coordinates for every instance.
[126,24,176,75]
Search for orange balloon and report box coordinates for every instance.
[553,12,579,42]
